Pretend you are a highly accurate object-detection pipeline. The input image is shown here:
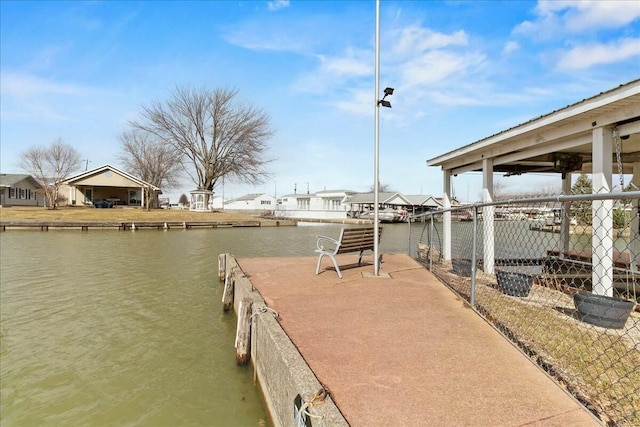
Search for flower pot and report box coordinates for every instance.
[572,293,634,329]
[452,259,472,277]
[496,270,534,297]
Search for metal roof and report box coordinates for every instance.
[427,79,640,177]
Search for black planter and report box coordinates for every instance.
[496,270,534,297]
[573,293,634,329]
[452,259,472,277]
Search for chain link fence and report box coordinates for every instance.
[409,192,640,426]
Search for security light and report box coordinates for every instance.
[378,87,394,108]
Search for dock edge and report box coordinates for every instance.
[225,254,349,427]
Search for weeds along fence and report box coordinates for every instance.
[408,192,640,426]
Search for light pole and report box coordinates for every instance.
[374,0,393,276]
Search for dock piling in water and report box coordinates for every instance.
[218,254,226,282]
[222,270,235,311]
[235,298,253,366]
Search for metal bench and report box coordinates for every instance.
[315,227,382,278]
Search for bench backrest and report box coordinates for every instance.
[335,227,382,255]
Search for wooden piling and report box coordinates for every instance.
[222,272,234,311]
[218,254,226,282]
[235,298,252,366]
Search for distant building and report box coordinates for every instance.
[0,174,45,207]
[61,164,161,207]
[225,193,277,211]
[276,189,356,220]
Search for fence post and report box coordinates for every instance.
[429,214,434,271]
[470,205,478,308]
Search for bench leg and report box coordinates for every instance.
[316,253,343,279]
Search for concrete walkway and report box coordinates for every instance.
[237,254,600,426]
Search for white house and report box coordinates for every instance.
[275,189,356,220]
[225,193,277,211]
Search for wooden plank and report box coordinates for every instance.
[222,272,235,312]
[218,253,226,282]
[235,298,253,366]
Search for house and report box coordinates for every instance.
[225,193,277,211]
[60,164,161,207]
[0,174,45,207]
[275,189,356,220]
[404,195,442,216]
[346,192,413,217]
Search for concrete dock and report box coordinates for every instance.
[235,253,600,426]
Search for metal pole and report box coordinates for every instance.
[374,0,381,276]
[470,205,478,308]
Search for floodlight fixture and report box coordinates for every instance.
[378,87,394,108]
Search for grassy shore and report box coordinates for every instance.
[0,206,261,223]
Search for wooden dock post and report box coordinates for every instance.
[222,271,234,311]
[235,298,253,366]
[218,254,226,282]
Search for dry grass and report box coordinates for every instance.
[0,206,260,223]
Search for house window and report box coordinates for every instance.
[261,200,271,205]
[29,190,35,200]
[19,188,26,199]
[323,198,341,210]
[129,190,141,205]
[297,198,310,210]
[9,188,16,198]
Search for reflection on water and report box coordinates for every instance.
[0,224,407,426]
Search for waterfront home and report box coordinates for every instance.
[0,174,45,207]
[404,194,443,216]
[225,193,277,211]
[60,164,161,207]
[347,192,413,219]
[275,189,356,220]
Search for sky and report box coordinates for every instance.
[1,0,639,203]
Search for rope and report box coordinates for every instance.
[251,306,279,320]
[300,387,328,420]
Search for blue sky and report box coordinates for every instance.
[1,0,639,202]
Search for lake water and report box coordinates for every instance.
[0,223,408,426]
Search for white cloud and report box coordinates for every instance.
[399,50,486,88]
[393,26,468,55]
[515,0,640,37]
[1,72,84,99]
[267,0,290,12]
[317,48,371,78]
[556,37,640,71]
[502,41,519,56]
[333,88,375,116]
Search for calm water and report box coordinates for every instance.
[0,223,408,426]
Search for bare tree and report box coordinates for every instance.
[118,129,183,210]
[130,86,274,208]
[19,138,82,209]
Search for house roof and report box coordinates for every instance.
[228,193,274,202]
[347,192,413,205]
[65,164,160,191]
[0,173,43,189]
[404,195,442,207]
[427,79,640,176]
